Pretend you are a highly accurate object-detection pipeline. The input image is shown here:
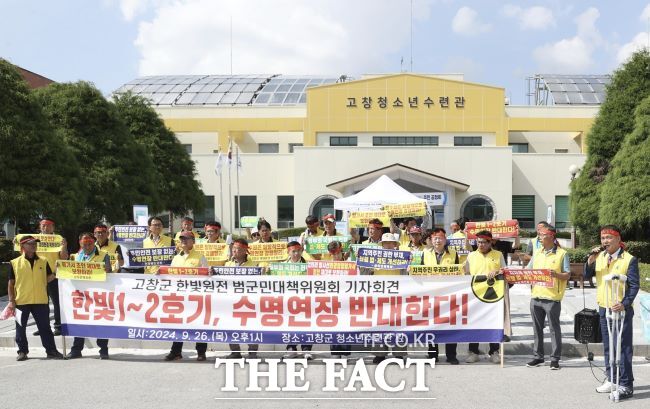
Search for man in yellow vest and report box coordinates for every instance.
[282,241,313,360]
[463,230,506,364]
[7,235,64,361]
[225,239,260,359]
[143,216,174,274]
[201,221,225,244]
[524,225,569,370]
[299,215,324,243]
[164,231,208,361]
[93,223,123,272]
[35,217,68,336]
[391,217,417,247]
[424,228,460,364]
[66,232,113,359]
[372,232,408,364]
[586,225,640,400]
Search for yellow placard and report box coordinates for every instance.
[409,264,464,276]
[194,243,229,262]
[348,211,391,228]
[56,260,107,281]
[383,202,427,218]
[14,234,63,252]
[248,242,287,262]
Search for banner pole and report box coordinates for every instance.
[236,146,242,238]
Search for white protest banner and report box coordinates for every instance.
[59,274,504,345]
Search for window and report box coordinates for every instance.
[258,143,279,153]
[509,143,529,153]
[193,195,215,228]
[461,195,494,222]
[330,136,357,146]
[234,196,257,228]
[288,143,303,153]
[182,144,192,154]
[277,196,294,229]
[554,148,569,153]
[555,196,570,228]
[512,195,535,229]
[373,136,438,146]
[454,136,482,146]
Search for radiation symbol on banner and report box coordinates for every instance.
[471,274,505,303]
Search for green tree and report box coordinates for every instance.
[33,82,162,225]
[113,93,204,215]
[0,59,84,228]
[598,95,650,239]
[570,49,650,245]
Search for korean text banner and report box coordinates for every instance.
[13,234,62,252]
[158,266,210,276]
[503,269,553,287]
[269,262,307,276]
[409,265,464,276]
[240,216,259,228]
[356,248,411,270]
[307,260,357,276]
[348,211,390,228]
[112,225,148,243]
[305,236,351,255]
[59,274,504,344]
[349,243,380,261]
[248,242,287,262]
[56,260,106,282]
[447,238,470,256]
[465,220,519,239]
[382,201,427,218]
[211,266,263,276]
[127,247,176,266]
[194,243,229,263]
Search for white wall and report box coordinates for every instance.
[508,131,581,153]
[316,132,497,147]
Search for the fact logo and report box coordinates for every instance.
[214,357,436,392]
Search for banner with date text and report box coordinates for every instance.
[59,273,503,345]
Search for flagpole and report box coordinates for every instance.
[219,161,224,226]
[228,141,233,235]
[236,146,242,238]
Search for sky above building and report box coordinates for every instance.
[2,0,649,104]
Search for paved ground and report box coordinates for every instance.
[0,347,648,408]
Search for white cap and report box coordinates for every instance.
[380,232,399,243]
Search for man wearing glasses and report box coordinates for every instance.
[464,230,506,364]
[143,216,173,274]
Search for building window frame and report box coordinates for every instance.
[454,136,482,146]
[234,195,257,228]
[258,143,279,153]
[460,194,496,222]
[277,195,294,229]
[330,136,357,146]
[373,136,439,146]
[509,143,529,153]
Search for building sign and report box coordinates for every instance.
[346,96,465,109]
[413,192,447,207]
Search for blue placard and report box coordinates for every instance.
[210,266,263,275]
[127,247,176,266]
[112,225,149,243]
[356,247,411,270]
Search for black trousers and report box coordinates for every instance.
[47,279,61,329]
[469,342,500,355]
[287,344,312,351]
[71,337,108,353]
[171,342,207,354]
[428,343,457,359]
[15,304,57,354]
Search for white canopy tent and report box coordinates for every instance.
[334,175,427,211]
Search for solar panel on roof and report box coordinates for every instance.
[254,93,271,104]
[235,92,254,104]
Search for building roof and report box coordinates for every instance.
[16,66,54,89]
[536,74,610,105]
[114,74,343,107]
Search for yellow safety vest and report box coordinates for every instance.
[225,259,258,267]
[98,240,120,270]
[467,249,502,275]
[171,249,205,267]
[143,234,173,274]
[424,248,458,266]
[594,250,634,308]
[10,255,50,305]
[531,247,568,301]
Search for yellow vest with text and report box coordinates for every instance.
[531,247,568,301]
[594,250,634,308]
[171,249,205,267]
[467,249,502,275]
[424,248,458,266]
[98,240,120,270]
[10,255,50,305]
[143,235,173,274]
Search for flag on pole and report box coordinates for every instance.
[236,146,242,174]
[227,137,233,167]
[215,149,223,176]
